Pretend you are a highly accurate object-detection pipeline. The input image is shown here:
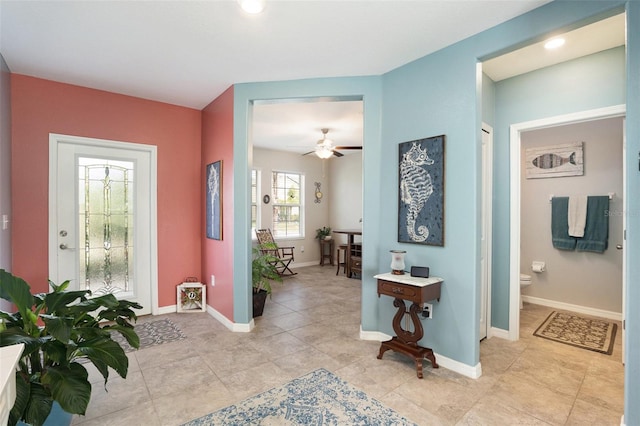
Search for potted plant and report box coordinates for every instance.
[0,269,141,426]
[315,226,332,240]
[251,246,282,317]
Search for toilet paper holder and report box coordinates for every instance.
[531,261,546,273]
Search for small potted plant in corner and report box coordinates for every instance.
[251,246,283,317]
[315,226,332,241]
[0,269,141,426]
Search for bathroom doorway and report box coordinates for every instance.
[509,106,626,342]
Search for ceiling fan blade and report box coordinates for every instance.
[334,146,362,150]
[332,151,344,157]
[302,151,315,156]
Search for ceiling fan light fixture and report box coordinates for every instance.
[314,128,334,158]
[238,0,265,14]
[315,146,333,159]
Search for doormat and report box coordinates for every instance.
[533,311,617,355]
[111,318,186,352]
[182,368,416,426]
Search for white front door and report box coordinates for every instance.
[49,134,157,316]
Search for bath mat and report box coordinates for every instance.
[112,318,186,352]
[182,368,416,426]
[533,311,617,355]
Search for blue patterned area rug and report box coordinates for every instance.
[182,368,416,426]
[533,311,617,355]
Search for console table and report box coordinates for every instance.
[374,272,443,378]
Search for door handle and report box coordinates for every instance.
[616,244,623,250]
[59,243,75,250]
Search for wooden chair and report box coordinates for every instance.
[255,229,297,277]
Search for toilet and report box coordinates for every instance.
[520,274,532,309]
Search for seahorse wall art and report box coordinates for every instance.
[398,135,445,246]
[206,161,222,240]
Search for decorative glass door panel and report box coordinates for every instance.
[78,158,134,297]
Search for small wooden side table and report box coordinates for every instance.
[319,239,334,266]
[374,272,443,379]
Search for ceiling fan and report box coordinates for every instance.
[303,128,362,159]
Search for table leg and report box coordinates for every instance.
[346,235,354,278]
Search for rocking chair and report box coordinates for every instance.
[255,229,297,277]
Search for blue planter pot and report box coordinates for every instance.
[17,401,73,426]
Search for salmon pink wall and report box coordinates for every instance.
[201,86,234,321]
[11,74,202,308]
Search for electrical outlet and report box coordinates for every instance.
[300,246,304,253]
[210,275,215,287]
[422,303,433,319]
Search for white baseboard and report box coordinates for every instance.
[156,305,177,315]
[435,353,482,379]
[206,305,254,332]
[359,327,392,342]
[359,326,481,379]
[522,295,622,321]
[489,327,510,340]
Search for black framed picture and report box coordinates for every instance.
[206,160,222,240]
[398,135,445,246]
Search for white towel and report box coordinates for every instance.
[568,195,588,237]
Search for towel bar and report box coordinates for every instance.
[548,192,614,202]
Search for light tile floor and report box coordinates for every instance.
[72,265,624,425]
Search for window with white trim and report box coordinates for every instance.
[271,171,303,238]
[251,169,260,237]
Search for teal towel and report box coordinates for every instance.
[576,196,609,253]
[551,197,576,250]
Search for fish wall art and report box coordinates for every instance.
[525,142,584,179]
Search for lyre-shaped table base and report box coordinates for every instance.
[377,298,439,378]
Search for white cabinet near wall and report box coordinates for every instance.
[1,343,24,425]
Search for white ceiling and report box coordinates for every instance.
[253,99,364,155]
[1,0,550,109]
[483,13,625,82]
[0,1,623,156]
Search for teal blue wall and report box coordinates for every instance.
[231,1,639,422]
[491,46,626,329]
[624,1,639,420]
[381,45,482,366]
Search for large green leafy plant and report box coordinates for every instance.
[252,245,282,295]
[0,269,141,426]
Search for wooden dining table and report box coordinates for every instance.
[333,229,362,278]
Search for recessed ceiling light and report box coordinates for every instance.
[544,38,565,49]
[238,0,265,14]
